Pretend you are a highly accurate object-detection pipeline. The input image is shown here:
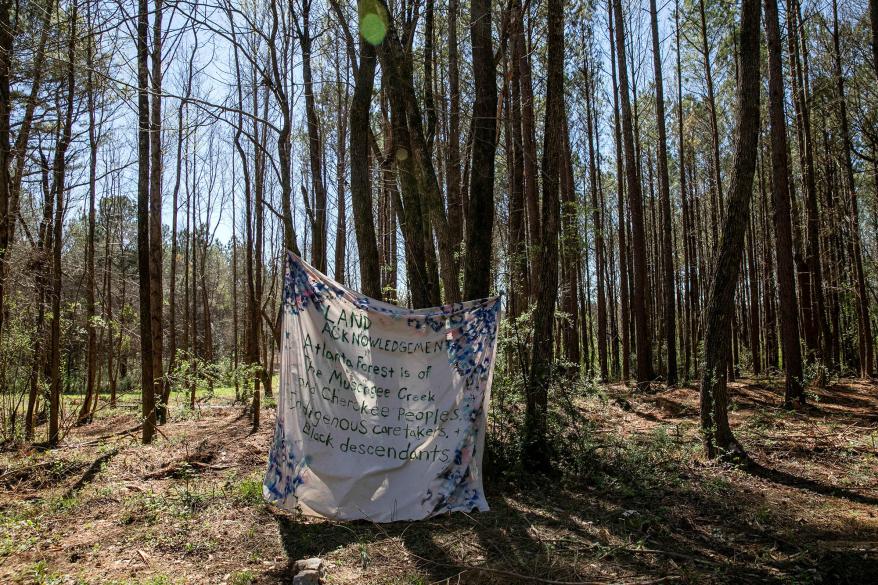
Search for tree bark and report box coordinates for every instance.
[297,0,328,273]
[26,149,54,440]
[585,47,608,381]
[373,0,458,304]
[765,0,804,404]
[49,4,78,447]
[137,0,156,444]
[387,83,441,308]
[871,0,878,78]
[650,0,677,386]
[268,0,301,258]
[700,0,761,459]
[79,6,99,424]
[526,0,563,466]
[613,0,652,392]
[518,6,540,296]
[349,36,382,298]
[508,0,528,317]
[0,0,11,341]
[560,116,580,366]
[334,45,348,284]
[698,0,724,224]
[787,0,827,370]
[831,0,874,377]
[608,0,630,382]
[447,0,464,258]
[676,0,697,380]
[6,0,52,286]
[149,0,165,425]
[463,0,497,300]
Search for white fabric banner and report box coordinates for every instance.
[263,252,501,522]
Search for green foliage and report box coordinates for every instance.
[0,512,39,559]
[140,576,174,585]
[229,570,255,585]
[235,477,264,506]
[489,312,700,490]
[31,560,64,585]
[119,484,217,525]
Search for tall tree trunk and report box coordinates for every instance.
[190,128,199,404]
[608,0,630,381]
[613,0,651,392]
[526,0,563,466]
[164,105,184,414]
[787,0,827,370]
[26,152,54,441]
[298,0,328,273]
[108,247,123,388]
[700,0,760,459]
[463,0,496,300]
[508,0,528,317]
[267,2,300,259]
[349,36,381,298]
[423,0,437,150]
[447,0,464,261]
[231,191,239,401]
[586,49,608,381]
[387,85,440,308]
[764,0,804,404]
[79,8,99,424]
[5,1,52,334]
[746,220,762,374]
[650,0,677,386]
[870,0,878,77]
[676,0,697,379]
[832,0,874,377]
[102,194,116,408]
[698,0,724,221]
[49,4,78,447]
[374,0,458,304]
[378,98,397,299]
[137,0,156,444]
[518,6,540,296]
[149,0,165,425]
[759,153,779,369]
[230,21,261,426]
[0,0,12,341]
[334,46,348,284]
[182,130,190,360]
[254,83,270,401]
[560,117,580,366]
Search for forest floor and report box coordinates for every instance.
[1,377,877,585]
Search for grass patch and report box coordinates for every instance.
[234,476,264,506]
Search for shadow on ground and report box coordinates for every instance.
[265,380,878,584]
[268,462,877,583]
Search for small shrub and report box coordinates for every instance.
[229,570,255,585]
[236,478,264,505]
